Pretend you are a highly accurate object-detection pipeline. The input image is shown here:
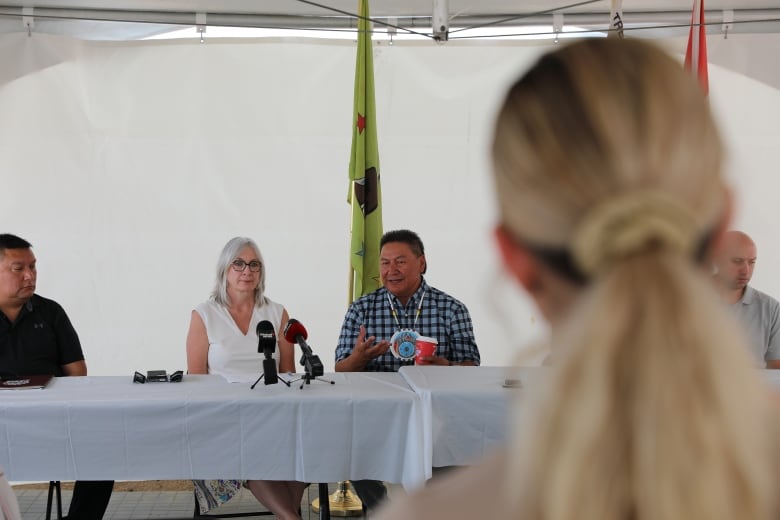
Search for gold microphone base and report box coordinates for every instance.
[311,481,363,517]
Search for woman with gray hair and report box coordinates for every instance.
[376,38,780,519]
[186,236,304,519]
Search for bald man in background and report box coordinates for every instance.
[713,230,780,368]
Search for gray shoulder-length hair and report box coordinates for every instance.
[211,236,267,308]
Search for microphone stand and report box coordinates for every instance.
[287,353,335,389]
[250,372,291,389]
[287,371,334,389]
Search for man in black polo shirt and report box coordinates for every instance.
[0,233,113,519]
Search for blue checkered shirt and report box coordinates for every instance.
[335,279,480,372]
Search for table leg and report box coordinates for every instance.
[318,483,330,520]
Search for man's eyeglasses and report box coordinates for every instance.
[231,260,262,273]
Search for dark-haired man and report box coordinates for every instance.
[0,233,113,519]
[336,229,480,371]
[335,229,480,508]
[713,230,780,368]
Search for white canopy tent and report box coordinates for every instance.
[0,1,779,42]
[0,1,779,375]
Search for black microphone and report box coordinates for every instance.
[256,320,278,385]
[256,320,276,355]
[283,318,324,377]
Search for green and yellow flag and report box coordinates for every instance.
[348,0,382,302]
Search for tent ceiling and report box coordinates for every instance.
[0,1,777,16]
[0,1,777,40]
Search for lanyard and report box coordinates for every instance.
[387,289,426,330]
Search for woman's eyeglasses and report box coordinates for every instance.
[231,259,262,272]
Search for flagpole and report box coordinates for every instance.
[348,266,355,306]
[324,2,381,514]
[691,0,700,72]
[348,184,356,306]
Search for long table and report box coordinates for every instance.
[398,366,542,468]
[0,373,428,490]
[396,366,780,471]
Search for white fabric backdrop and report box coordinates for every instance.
[0,32,778,375]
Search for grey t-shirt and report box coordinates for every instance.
[732,285,780,365]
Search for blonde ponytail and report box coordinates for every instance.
[509,251,778,520]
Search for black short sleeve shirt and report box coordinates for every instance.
[0,294,85,377]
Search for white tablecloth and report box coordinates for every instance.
[397,366,780,470]
[398,366,542,468]
[0,373,427,490]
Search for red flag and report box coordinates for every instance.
[684,0,709,95]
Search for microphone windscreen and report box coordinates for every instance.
[257,320,275,337]
[256,320,276,353]
[283,318,307,343]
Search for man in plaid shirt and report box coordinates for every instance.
[335,229,480,372]
[335,229,480,510]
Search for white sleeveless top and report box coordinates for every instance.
[195,298,285,383]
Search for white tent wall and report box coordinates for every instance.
[0,32,778,375]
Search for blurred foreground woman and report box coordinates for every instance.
[376,38,780,520]
[0,466,20,520]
